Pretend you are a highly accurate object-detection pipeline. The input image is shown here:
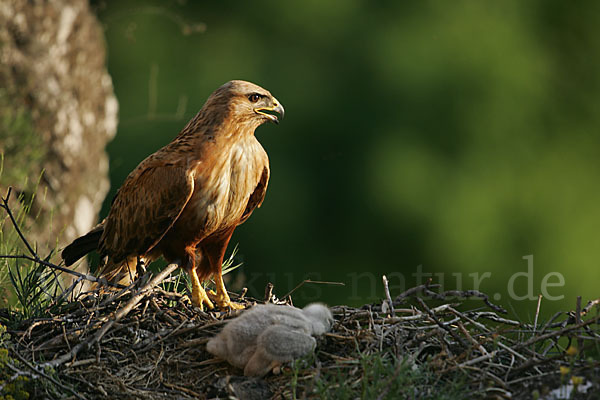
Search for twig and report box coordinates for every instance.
[457,350,497,367]
[415,297,468,348]
[381,275,396,317]
[282,279,344,300]
[264,282,274,303]
[0,187,125,289]
[0,254,121,288]
[1,187,36,256]
[514,313,600,350]
[457,321,487,355]
[582,297,600,315]
[534,294,542,332]
[422,288,507,314]
[43,263,179,367]
[509,352,564,375]
[465,311,521,326]
[52,276,85,306]
[393,281,441,304]
[161,381,203,398]
[10,348,86,399]
[540,311,567,334]
[533,294,542,352]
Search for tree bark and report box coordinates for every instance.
[0,0,117,276]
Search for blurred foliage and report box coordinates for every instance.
[91,0,600,316]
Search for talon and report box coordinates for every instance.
[193,290,214,311]
[188,267,214,311]
[182,294,213,310]
[224,300,245,310]
[208,290,244,310]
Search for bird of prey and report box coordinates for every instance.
[207,303,333,376]
[62,80,284,310]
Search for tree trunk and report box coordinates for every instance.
[0,0,117,279]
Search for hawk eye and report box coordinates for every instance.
[248,94,261,103]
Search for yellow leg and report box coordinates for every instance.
[209,272,244,310]
[189,268,214,311]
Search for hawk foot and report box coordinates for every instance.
[208,289,244,310]
[190,287,214,311]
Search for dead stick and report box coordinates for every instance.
[1,187,36,256]
[457,321,487,355]
[415,297,468,348]
[514,313,600,350]
[0,188,124,289]
[9,348,86,400]
[264,282,274,303]
[381,275,396,317]
[393,282,441,304]
[540,311,565,335]
[532,294,542,352]
[42,263,178,367]
[423,288,507,314]
[282,279,344,299]
[0,254,125,289]
[582,298,600,315]
[457,350,497,367]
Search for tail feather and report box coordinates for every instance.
[62,228,103,266]
[94,256,139,288]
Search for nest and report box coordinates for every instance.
[1,193,599,399]
[2,275,599,399]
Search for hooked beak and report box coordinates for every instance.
[255,97,285,124]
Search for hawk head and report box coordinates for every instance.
[208,80,285,128]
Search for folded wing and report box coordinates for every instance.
[99,163,195,264]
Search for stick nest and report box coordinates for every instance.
[2,279,599,399]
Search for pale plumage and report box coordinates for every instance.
[62,80,284,310]
[206,304,333,376]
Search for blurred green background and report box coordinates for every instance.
[93,0,599,318]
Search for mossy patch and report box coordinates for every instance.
[0,89,46,193]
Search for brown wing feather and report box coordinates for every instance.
[99,164,194,263]
[239,165,270,225]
